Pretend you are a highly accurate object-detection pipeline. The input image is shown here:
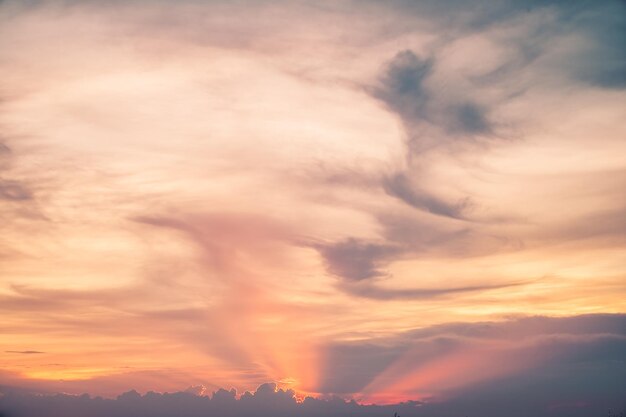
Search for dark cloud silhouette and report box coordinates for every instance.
[372,49,494,139]
[372,50,433,124]
[449,102,491,135]
[317,238,399,281]
[4,351,44,355]
[0,383,422,417]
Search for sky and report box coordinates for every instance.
[0,0,625,416]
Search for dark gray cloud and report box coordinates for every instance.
[372,50,432,124]
[0,383,422,417]
[317,238,399,281]
[372,49,494,139]
[449,102,491,135]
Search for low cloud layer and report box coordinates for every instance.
[0,385,423,417]
[1,314,625,417]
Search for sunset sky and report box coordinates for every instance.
[1,0,625,415]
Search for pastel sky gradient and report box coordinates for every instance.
[1,0,625,416]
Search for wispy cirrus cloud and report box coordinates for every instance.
[0,0,624,413]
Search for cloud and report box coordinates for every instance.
[449,101,491,134]
[0,182,31,201]
[372,50,433,125]
[333,0,625,297]
[372,48,495,140]
[0,382,422,417]
[382,172,469,219]
[1,314,624,417]
[316,226,524,299]
[0,0,624,413]
[558,0,626,89]
[321,314,626,412]
[317,238,399,281]
[339,280,523,301]
[4,351,44,355]
[367,49,491,222]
